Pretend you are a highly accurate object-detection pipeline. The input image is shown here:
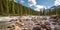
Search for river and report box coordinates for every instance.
[0,16,60,30]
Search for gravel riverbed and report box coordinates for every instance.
[0,16,60,30]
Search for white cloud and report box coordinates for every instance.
[28,0,37,7]
[54,0,60,6]
[14,0,17,2]
[20,0,24,3]
[28,0,46,11]
[34,5,46,11]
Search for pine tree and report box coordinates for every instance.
[1,1,4,15]
[0,0,40,16]
[12,0,15,15]
[48,9,51,15]
[43,8,46,16]
[24,7,27,16]
[28,9,31,15]
[6,0,9,16]
[18,1,20,15]
[56,8,60,16]
[19,4,23,16]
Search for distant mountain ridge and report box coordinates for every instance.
[46,5,60,15]
[46,5,60,11]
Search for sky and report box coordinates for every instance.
[15,0,60,11]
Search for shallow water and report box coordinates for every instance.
[0,16,60,30]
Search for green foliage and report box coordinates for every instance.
[42,8,46,16]
[0,1,4,15]
[12,0,15,15]
[46,6,60,16]
[0,0,40,16]
[6,0,9,16]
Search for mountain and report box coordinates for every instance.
[46,5,60,15]
[0,0,40,16]
[49,5,60,10]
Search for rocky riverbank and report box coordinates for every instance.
[0,16,60,30]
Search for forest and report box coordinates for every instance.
[0,0,60,16]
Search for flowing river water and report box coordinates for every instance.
[0,16,60,30]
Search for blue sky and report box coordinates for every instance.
[36,0,55,8]
[15,0,60,11]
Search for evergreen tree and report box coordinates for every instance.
[48,9,51,15]
[19,5,23,16]
[18,1,20,15]
[0,0,40,16]
[6,0,9,16]
[56,8,60,15]
[43,8,46,16]
[12,0,15,15]
[1,1,4,15]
